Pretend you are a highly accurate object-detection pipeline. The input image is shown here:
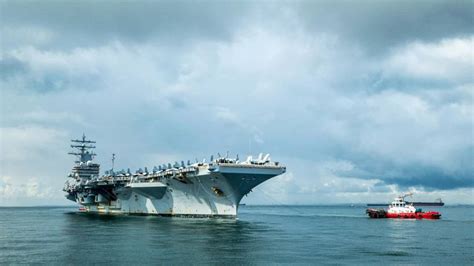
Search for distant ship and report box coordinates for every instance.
[367,198,444,207]
[63,135,286,217]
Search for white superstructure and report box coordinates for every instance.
[63,135,286,217]
[386,193,416,215]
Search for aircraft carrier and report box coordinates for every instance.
[63,135,286,217]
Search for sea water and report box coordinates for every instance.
[0,205,473,264]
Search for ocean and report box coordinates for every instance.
[1,205,473,264]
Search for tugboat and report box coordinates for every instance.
[366,193,441,219]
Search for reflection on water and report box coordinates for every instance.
[386,218,417,238]
[60,212,276,264]
[382,219,418,256]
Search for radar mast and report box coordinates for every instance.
[68,134,97,163]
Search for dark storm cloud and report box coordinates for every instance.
[294,0,473,55]
[1,0,250,47]
[0,56,28,79]
[4,0,471,53]
[383,167,474,190]
[346,152,474,190]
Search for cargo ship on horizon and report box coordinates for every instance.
[367,198,444,207]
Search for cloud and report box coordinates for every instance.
[384,37,473,85]
[2,32,472,190]
[293,0,473,55]
[0,125,67,161]
[0,26,55,49]
[0,1,473,205]
[0,0,251,50]
[0,126,71,204]
[3,1,472,54]
[0,56,29,79]
[0,176,62,206]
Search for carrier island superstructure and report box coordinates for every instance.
[63,135,286,217]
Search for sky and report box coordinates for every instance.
[0,0,473,206]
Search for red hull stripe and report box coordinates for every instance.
[385,212,441,219]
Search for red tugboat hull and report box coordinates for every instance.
[366,209,441,219]
[385,211,441,219]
